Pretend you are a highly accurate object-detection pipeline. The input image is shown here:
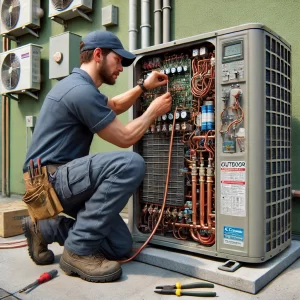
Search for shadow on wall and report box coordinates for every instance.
[291,116,300,236]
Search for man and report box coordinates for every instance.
[22,30,171,283]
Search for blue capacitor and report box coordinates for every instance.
[201,105,207,131]
[207,104,214,130]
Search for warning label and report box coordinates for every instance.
[220,161,246,217]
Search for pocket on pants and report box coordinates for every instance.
[62,159,92,198]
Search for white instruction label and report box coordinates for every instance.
[220,161,246,217]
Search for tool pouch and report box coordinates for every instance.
[22,166,63,223]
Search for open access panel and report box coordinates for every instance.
[129,23,292,263]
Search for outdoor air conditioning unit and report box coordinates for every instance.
[0,0,43,37]
[0,44,42,95]
[49,0,93,21]
[130,23,292,265]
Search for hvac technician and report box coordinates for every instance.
[22,30,171,283]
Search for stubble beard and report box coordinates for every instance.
[99,57,116,86]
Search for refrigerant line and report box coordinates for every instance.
[119,107,178,263]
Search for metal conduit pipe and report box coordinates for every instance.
[141,0,151,49]
[129,0,138,51]
[154,0,162,45]
[162,0,171,43]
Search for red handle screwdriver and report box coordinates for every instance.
[19,269,58,293]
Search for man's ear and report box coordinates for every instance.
[93,48,102,63]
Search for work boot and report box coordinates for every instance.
[22,217,54,265]
[60,248,122,283]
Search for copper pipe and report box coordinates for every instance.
[189,228,200,242]
[192,135,215,140]
[199,173,206,227]
[2,36,9,196]
[292,190,300,198]
[206,169,214,229]
[192,174,197,224]
[5,94,9,196]
[120,107,178,263]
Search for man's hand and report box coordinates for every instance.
[148,92,172,118]
[144,71,168,90]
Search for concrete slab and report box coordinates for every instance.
[134,241,300,294]
[0,236,300,300]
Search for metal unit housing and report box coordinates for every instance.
[0,44,42,94]
[49,31,81,80]
[48,0,93,21]
[129,23,292,263]
[0,0,42,37]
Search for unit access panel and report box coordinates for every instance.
[129,24,292,263]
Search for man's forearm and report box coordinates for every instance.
[108,85,143,115]
[121,109,156,147]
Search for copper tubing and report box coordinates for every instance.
[2,36,9,196]
[192,173,197,224]
[199,174,205,228]
[206,173,213,229]
[292,190,300,198]
[119,107,178,263]
[0,239,27,249]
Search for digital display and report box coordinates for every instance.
[224,43,242,58]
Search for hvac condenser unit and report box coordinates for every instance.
[49,0,93,21]
[0,44,42,95]
[130,23,292,264]
[0,0,43,37]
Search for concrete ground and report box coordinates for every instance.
[0,234,300,300]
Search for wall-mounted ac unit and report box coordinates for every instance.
[0,0,43,37]
[49,0,93,21]
[0,44,42,95]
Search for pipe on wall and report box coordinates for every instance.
[2,36,9,197]
[129,0,138,51]
[141,0,151,48]
[162,0,171,43]
[154,0,162,45]
[292,190,300,198]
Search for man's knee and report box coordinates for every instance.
[129,152,145,178]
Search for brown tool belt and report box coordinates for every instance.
[23,165,63,223]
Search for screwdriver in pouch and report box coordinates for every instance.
[18,269,58,293]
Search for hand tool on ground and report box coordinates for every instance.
[155,281,216,297]
[18,269,58,294]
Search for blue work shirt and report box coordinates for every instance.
[23,68,116,172]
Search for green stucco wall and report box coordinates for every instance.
[2,0,300,233]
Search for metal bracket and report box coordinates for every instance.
[72,8,92,22]
[6,93,19,101]
[22,26,39,38]
[218,260,242,272]
[50,16,67,28]
[21,90,39,100]
[2,33,19,43]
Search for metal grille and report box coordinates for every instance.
[265,33,291,252]
[140,134,185,206]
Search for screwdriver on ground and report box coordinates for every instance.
[18,269,58,293]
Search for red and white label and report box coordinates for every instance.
[220,161,246,217]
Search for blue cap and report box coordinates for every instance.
[81,30,136,67]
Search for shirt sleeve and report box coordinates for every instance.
[64,84,116,133]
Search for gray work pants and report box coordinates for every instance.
[39,151,145,260]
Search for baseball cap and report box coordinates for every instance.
[81,30,136,67]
